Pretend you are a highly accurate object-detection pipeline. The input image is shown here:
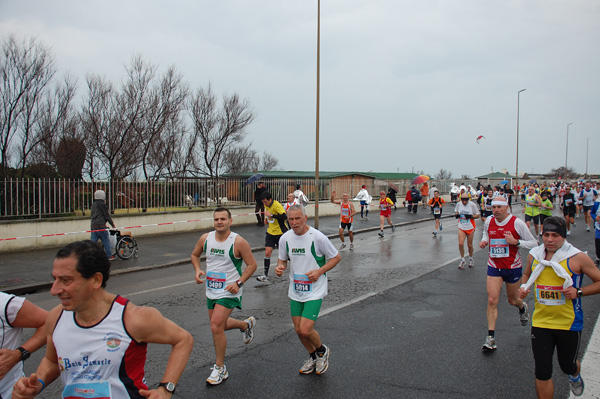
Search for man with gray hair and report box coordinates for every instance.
[90,190,116,260]
[275,205,341,375]
[478,196,537,351]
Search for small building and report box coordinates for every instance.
[476,172,515,188]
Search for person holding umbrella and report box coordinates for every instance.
[387,183,399,210]
[254,182,267,226]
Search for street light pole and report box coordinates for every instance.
[515,89,526,197]
[586,136,590,179]
[565,122,573,179]
[314,0,320,228]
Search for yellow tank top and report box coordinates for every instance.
[531,258,583,331]
[525,194,540,216]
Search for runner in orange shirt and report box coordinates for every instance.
[331,191,357,250]
[428,191,446,236]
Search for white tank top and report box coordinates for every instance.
[53,296,148,398]
[204,231,243,300]
[0,292,25,398]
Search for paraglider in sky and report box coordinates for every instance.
[476,135,486,144]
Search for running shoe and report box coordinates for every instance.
[378,231,384,237]
[567,231,571,236]
[339,243,346,250]
[586,225,590,232]
[109,256,116,261]
[439,223,443,231]
[315,345,330,375]
[519,302,529,326]
[256,275,269,282]
[206,364,228,385]
[468,258,474,268]
[243,316,255,344]
[365,217,369,221]
[458,259,466,269]
[539,232,543,237]
[573,222,577,227]
[432,231,437,236]
[349,243,354,250]
[299,357,316,374]
[482,335,497,351]
[569,374,584,396]
[392,225,396,233]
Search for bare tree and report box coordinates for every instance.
[435,168,453,180]
[188,85,256,180]
[80,73,142,181]
[128,59,188,180]
[259,151,279,171]
[0,34,55,177]
[549,166,577,180]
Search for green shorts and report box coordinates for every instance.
[207,296,242,310]
[290,299,323,321]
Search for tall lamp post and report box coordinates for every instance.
[515,89,526,197]
[565,122,573,180]
[314,0,321,228]
[585,137,590,179]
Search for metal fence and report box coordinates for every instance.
[0,177,479,219]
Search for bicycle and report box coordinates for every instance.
[109,229,139,260]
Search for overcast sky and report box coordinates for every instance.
[1,0,598,178]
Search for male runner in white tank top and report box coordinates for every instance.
[12,241,193,399]
[191,207,258,385]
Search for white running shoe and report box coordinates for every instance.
[243,316,255,344]
[315,345,330,375]
[299,357,316,374]
[519,302,529,326]
[349,243,354,250]
[482,336,497,351]
[206,364,228,385]
[569,374,585,396]
[468,258,474,268]
[256,275,269,282]
[458,259,466,269]
[586,225,591,232]
[339,243,346,250]
[378,231,384,237]
[567,231,571,236]
[392,225,396,233]
[432,231,437,235]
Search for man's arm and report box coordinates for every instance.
[479,218,492,248]
[190,233,208,284]
[330,191,341,205]
[510,219,538,249]
[225,236,258,294]
[12,306,63,399]
[562,253,600,300]
[518,255,534,299]
[0,299,48,380]
[349,203,357,218]
[127,305,194,399]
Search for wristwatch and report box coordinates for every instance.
[577,288,583,298]
[17,346,30,361]
[236,280,244,288]
[158,382,176,394]
[515,240,521,248]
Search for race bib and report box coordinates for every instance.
[206,271,227,291]
[62,382,111,399]
[564,199,572,206]
[535,284,566,306]
[485,204,492,211]
[433,208,440,215]
[489,238,509,258]
[381,205,387,211]
[459,216,470,224]
[293,274,312,293]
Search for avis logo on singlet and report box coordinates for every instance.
[291,248,305,255]
[210,248,225,256]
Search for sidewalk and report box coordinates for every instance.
[1,203,448,294]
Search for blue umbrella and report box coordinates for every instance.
[529,179,537,183]
[245,173,264,186]
[500,179,509,185]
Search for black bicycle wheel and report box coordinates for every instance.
[116,236,136,260]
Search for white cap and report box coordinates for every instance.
[94,190,106,201]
